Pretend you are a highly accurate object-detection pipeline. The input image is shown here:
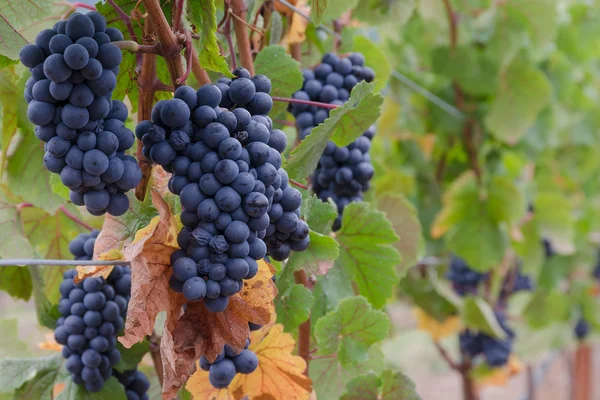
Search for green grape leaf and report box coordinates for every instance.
[284,81,383,180]
[0,0,53,59]
[311,0,328,25]
[315,296,390,366]
[399,275,457,322]
[275,283,314,332]
[21,205,88,304]
[524,290,570,329]
[432,173,507,272]
[316,0,360,23]
[431,46,498,97]
[0,67,21,176]
[352,36,391,92]
[505,0,557,54]
[0,319,30,357]
[377,194,423,276]
[311,265,354,328]
[0,266,32,301]
[254,45,303,118]
[269,11,283,45]
[5,120,64,214]
[49,174,70,201]
[187,0,233,77]
[336,202,401,308]
[341,370,422,400]
[113,340,150,373]
[285,230,339,276]
[534,192,575,255]
[487,176,524,224]
[56,376,127,400]
[301,194,337,235]
[484,54,551,145]
[513,217,544,277]
[353,0,415,28]
[462,297,507,339]
[0,355,62,394]
[310,345,385,399]
[28,265,61,329]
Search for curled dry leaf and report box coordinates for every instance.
[74,248,124,283]
[161,259,277,399]
[186,324,312,400]
[281,0,309,45]
[119,190,183,348]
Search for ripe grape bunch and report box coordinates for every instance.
[114,368,151,400]
[135,68,309,310]
[20,12,141,216]
[460,312,515,368]
[290,52,376,230]
[54,232,132,392]
[68,229,100,260]
[200,323,261,388]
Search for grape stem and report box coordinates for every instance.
[271,96,340,109]
[230,0,255,74]
[176,32,193,85]
[289,179,308,190]
[149,331,164,386]
[113,41,161,54]
[274,119,295,127]
[172,0,185,33]
[220,10,238,71]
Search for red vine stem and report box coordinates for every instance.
[271,96,339,109]
[172,0,185,33]
[223,15,237,70]
[190,43,212,85]
[106,0,143,76]
[17,203,94,231]
[230,0,254,74]
[275,119,295,127]
[289,179,308,190]
[177,36,193,84]
[55,2,97,11]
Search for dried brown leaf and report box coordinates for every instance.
[161,260,277,399]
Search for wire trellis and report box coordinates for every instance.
[0,259,130,266]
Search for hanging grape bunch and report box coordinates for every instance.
[459,312,515,368]
[200,323,261,388]
[19,12,140,216]
[54,232,132,392]
[290,52,376,230]
[113,368,151,400]
[136,68,309,310]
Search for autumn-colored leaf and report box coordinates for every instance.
[474,356,523,387]
[74,249,124,283]
[161,259,277,399]
[414,308,462,341]
[281,0,309,45]
[53,382,66,398]
[187,324,312,400]
[38,332,62,352]
[119,190,182,349]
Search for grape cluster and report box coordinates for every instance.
[575,318,589,340]
[114,368,150,400]
[200,323,261,388]
[55,233,132,393]
[68,229,100,260]
[290,52,375,230]
[20,12,140,216]
[136,68,308,309]
[446,255,487,296]
[459,312,515,367]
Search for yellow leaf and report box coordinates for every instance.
[38,333,62,352]
[281,0,309,45]
[476,356,523,387]
[414,308,461,340]
[187,324,312,400]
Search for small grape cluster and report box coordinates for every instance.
[460,312,515,367]
[68,229,100,260]
[200,323,261,388]
[290,52,375,230]
[55,231,131,392]
[446,255,487,296]
[20,12,140,216]
[136,68,308,310]
[575,318,589,340]
[114,368,150,400]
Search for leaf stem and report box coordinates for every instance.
[177,35,193,85]
[59,205,95,231]
[54,2,97,11]
[434,340,461,371]
[172,0,185,33]
[230,0,255,74]
[289,179,308,190]
[107,0,143,71]
[223,14,238,70]
[271,96,339,109]
[149,332,164,386]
